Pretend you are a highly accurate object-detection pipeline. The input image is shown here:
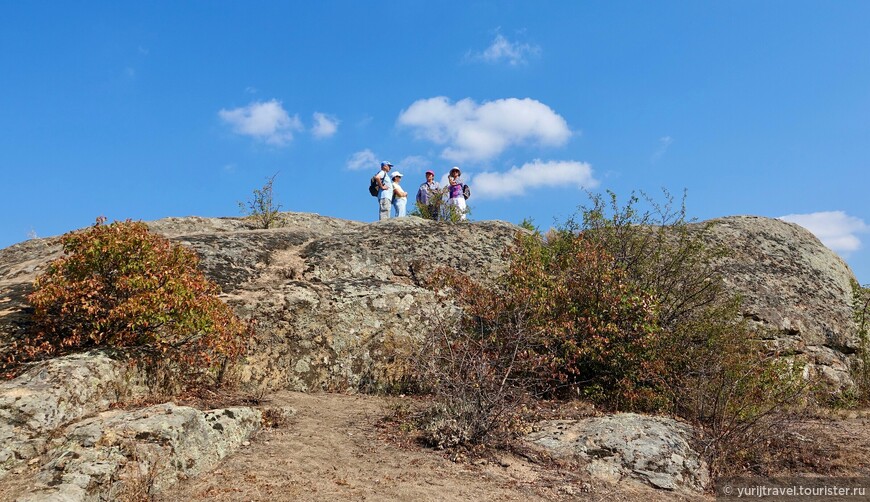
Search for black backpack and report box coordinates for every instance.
[462,184,471,200]
[369,176,379,197]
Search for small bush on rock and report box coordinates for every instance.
[239,172,283,229]
[576,189,725,331]
[4,218,249,389]
[410,191,470,223]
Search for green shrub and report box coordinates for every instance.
[576,189,725,330]
[4,218,249,389]
[518,217,538,233]
[239,172,283,229]
[410,190,470,223]
[416,189,809,466]
[415,231,663,449]
[504,231,665,408]
[409,190,445,221]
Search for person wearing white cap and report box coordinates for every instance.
[391,171,408,217]
[445,166,467,221]
[373,161,394,220]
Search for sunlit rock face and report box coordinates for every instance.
[1,213,861,394]
[0,214,520,394]
[700,216,860,390]
[0,212,863,498]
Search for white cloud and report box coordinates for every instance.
[347,149,378,171]
[779,211,869,253]
[397,96,572,162]
[651,136,673,162]
[218,99,302,146]
[468,34,541,66]
[312,112,339,138]
[473,159,598,199]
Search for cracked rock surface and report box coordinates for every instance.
[698,216,860,389]
[525,414,710,493]
[0,212,863,497]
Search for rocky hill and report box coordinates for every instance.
[0,212,863,500]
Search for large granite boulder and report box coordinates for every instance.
[700,216,860,389]
[0,212,863,497]
[157,214,520,392]
[0,350,266,501]
[0,214,520,393]
[0,213,862,393]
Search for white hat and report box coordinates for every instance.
[391,171,403,179]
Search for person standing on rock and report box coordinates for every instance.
[415,170,442,220]
[373,161,393,220]
[445,166,467,221]
[391,171,408,217]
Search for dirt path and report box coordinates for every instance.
[158,391,692,502]
[7,390,864,501]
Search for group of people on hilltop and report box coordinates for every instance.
[373,161,467,221]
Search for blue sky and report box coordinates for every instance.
[2,1,869,283]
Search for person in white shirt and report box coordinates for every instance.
[445,166,467,221]
[391,171,408,217]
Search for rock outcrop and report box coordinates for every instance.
[21,404,263,502]
[524,414,710,492]
[700,216,860,389]
[154,214,521,392]
[0,212,863,498]
[0,353,143,478]
[2,213,860,393]
[0,352,267,501]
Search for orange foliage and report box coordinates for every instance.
[3,218,249,387]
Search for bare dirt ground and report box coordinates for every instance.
[760,409,870,478]
[4,391,866,501]
[157,391,700,502]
